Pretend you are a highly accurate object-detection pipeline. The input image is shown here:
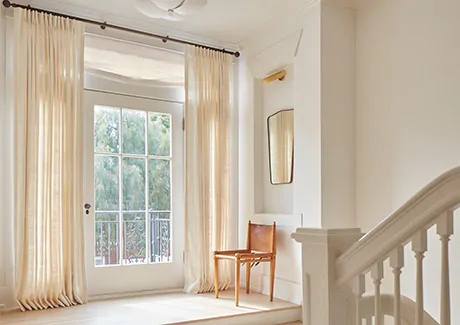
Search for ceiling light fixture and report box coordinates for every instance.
[135,0,207,21]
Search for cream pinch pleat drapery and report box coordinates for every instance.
[184,45,233,293]
[14,8,86,311]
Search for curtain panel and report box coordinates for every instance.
[184,45,233,293]
[13,8,86,311]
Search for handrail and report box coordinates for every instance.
[360,294,439,325]
[336,166,460,287]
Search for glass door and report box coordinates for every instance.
[83,91,184,296]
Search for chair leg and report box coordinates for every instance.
[214,256,219,298]
[270,259,276,302]
[246,262,251,294]
[235,258,241,306]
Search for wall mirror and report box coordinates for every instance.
[267,109,294,185]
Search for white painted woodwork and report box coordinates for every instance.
[83,91,185,296]
[370,262,383,325]
[390,247,404,325]
[293,167,460,325]
[412,230,427,325]
[437,211,453,325]
[291,228,363,325]
[336,166,460,287]
[352,275,366,325]
[359,294,439,325]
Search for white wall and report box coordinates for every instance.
[238,58,303,304]
[256,65,294,214]
[237,0,357,305]
[293,2,322,227]
[238,3,316,303]
[355,0,460,322]
[238,56,256,248]
[250,64,300,302]
[320,3,356,229]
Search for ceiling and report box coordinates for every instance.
[17,0,313,48]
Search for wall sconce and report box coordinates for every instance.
[263,70,287,84]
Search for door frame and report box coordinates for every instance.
[83,90,185,297]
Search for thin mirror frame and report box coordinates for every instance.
[267,109,294,185]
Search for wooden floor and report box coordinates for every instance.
[0,290,301,325]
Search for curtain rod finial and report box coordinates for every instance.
[235,52,240,58]
[2,0,12,8]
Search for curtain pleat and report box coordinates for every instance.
[184,46,233,293]
[13,8,86,311]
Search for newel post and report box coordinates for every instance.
[292,228,363,325]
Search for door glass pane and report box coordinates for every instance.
[95,155,119,211]
[148,159,171,211]
[94,106,120,154]
[148,113,171,156]
[149,212,171,262]
[95,213,120,266]
[122,110,146,155]
[122,158,146,211]
[93,104,175,268]
[123,213,146,264]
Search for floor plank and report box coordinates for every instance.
[0,290,301,325]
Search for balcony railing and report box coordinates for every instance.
[95,212,171,266]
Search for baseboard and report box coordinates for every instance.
[0,304,19,315]
[0,286,16,312]
[88,287,183,301]
[248,275,302,305]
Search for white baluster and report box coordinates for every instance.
[365,317,372,325]
[412,230,428,325]
[352,274,366,325]
[437,211,453,325]
[390,246,404,325]
[371,262,384,325]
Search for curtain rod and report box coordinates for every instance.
[2,0,241,58]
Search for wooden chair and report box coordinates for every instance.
[213,221,276,306]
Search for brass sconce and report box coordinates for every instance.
[263,70,287,84]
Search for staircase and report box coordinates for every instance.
[293,166,460,325]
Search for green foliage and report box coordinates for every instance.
[94,106,171,213]
[149,160,170,210]
[123,157,146,210]
[94,106,172,264]
[94,107,119,153]
[95,156,119,211]
[122,110,145,155]
[148,114,170,156]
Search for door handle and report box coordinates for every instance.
[84,203,91,215]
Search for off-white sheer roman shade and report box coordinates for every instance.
[84,34,184,86]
